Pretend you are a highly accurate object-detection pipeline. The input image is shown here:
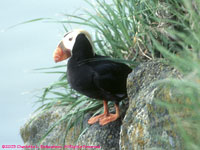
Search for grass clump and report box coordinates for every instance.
[151,1,200,149]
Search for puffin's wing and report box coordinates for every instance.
[90,60,132,100]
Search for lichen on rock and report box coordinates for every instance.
[20,106,80,149]
[120,60,182,150]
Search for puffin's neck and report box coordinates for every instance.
[72,48,94,61]
[68,51,94,69]
[71,33,94,62]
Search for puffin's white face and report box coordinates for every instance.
[62,30,80,52]
[53,29,93,63]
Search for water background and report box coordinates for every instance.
[0,0,89,145]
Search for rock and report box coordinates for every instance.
[77,117,121,150]
[20,101,128,150]
[120,60,182,150]
[20,106,80,149]
[76,101,129,150]
[20,60,183,150]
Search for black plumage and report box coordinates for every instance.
[67,33,132,103]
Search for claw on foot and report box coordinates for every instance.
[88,113,106,124]
[99,113,119,126]
[88,101,120,126]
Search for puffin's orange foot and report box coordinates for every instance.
[88,114,107,125]
[99,113,119,126]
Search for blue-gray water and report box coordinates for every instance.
[0,0,89,145]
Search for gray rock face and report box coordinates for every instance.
[76,99,129,150]
[20,60,182,150]
[77,118,122,150]
[20,101,128,150]
[20,106,80,149]
[120,60,182,150]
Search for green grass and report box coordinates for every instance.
[150,0,200,149]
[28,0,200,149]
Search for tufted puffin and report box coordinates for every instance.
[53,29,132,126]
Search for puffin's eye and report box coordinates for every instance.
[69,37,73,41]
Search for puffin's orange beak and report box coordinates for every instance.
[53,42,71,63]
